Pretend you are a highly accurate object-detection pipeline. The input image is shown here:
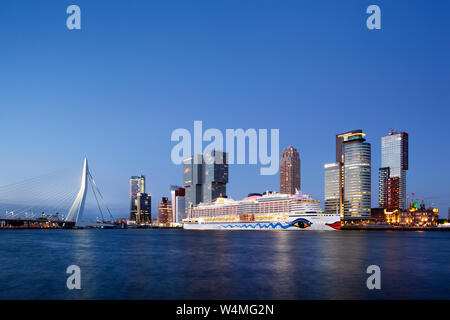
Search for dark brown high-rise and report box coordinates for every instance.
[386,177,400,212]
[158,197,172,225]
[280,146,300,194]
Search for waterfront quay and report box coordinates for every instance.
[0,218,75,229]
[2,218,449,231]
[122,224,182,230]
[0,218,183,230]
[341,225,450,231]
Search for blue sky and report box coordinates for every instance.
[0,0,449,218]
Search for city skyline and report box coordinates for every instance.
[0,1,449,217]
[116,126,435,220]
[1,1,450,306]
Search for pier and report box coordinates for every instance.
[0,218,75,229]
[341,225,450,231]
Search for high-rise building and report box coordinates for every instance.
[158,197,172,225]
[386,177,400,212]
[183,150,228,212]
[325,130,370,220]
[378,167,390,208]
[324,162,340,214]
[336,130,362,163]
[130,175,145,221]
[136,193,151,224]
[183,154,202,213]
[341,131,371,220]
[202,150,228,203]
[380,130,408,210]
[170,186,186,224]
[280,146,300,194]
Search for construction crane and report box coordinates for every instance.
[407,193,440,209]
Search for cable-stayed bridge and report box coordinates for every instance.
[0,158,115,229]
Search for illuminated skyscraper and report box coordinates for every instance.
[158,197,172,225]
[136,193,151,224]
[380,130,408,209]
[130,175,146,221]
[324,162,340,214]
[341,131,371,220]
[336,130,362,163]
[325,130,369,219]
[280,146,300,194]
[378,167,390,208]
[386,177,400,212]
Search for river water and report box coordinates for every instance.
[0,229,448,299]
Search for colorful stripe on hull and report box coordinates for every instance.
[184,220,341,231]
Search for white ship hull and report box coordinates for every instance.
[183,215,341,231]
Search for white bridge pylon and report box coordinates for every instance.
[65,158,114,224]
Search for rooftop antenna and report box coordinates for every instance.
[389,128,396,135]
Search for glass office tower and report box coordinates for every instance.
[183,150,228,214]
[202,150,228,203]
[183,154,203,214]
[324,162,340,214]
[342,132,371,220]
[129,175,145,221]
[325,130,364,218]
[136,193,151,224]
[336,130,362,163]
[381,130,408,210]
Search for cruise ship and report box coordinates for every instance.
[183,192,341,231]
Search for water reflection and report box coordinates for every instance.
[270,231,295,298]
[0,229,448,299]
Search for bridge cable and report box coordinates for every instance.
[89,174,105,222]
[88,172,115,221]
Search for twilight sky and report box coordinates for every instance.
[0,0,449,217]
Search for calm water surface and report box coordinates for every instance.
[0,229,449,299]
